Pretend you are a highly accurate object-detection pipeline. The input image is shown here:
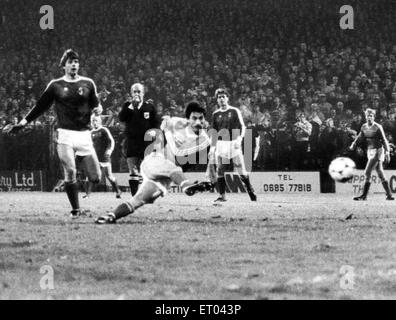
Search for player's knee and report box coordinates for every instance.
[169,167,183,178]
[90,178,100,184]
[135,181,164,204]
[128,198,145,209]
[88,171,101,183]
[376,170,385,181]
[64,168,77,182]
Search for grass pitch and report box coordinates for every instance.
[1,191,396,300]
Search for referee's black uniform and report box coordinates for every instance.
[119,100,159,195]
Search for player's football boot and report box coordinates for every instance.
[214,195,227,202]
[70,208,89,219]
[184,181,213,196]
[240,175,257,201]
[82,194,89,199]
[382,181,394,200]
[116,191,122,199]
[353,181,370,201]
[248,191,257,201]
[95,212,116,224]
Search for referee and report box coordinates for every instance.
[119,83,160,196]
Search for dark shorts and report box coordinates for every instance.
[97,153,111,163]
[126,138,149,158]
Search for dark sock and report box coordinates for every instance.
[382,180,392,197]
[217,177,226,196]
[362,181,371,197]
[64,182,80,211]
[113,202,134,220]
[240,175,255,193]
[129,179,139,196]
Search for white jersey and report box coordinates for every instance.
[159,116,210,158]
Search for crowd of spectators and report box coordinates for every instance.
[1,0,396,170]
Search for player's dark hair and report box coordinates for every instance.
[365,108,376,117]
[185,101,206,119]
[214,88,230,98]
[59,49,79,67]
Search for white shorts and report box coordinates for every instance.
[140,153,181,195]
[99,162,111,168]
[215,140,243,160]
[56,128,95,157]
[367,147,385,162]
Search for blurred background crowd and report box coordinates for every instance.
[1,0,396,171]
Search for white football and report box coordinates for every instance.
[328,157,356,183]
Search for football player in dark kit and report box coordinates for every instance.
[7,49,102,217]
[83,115,122,199]
[350,108,394,201]
[119,83,160,196]
[210,88,257,202]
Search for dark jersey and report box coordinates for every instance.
[91,127,114,163]
[360,122,386,149]
[119,100,160,158]
[25,76,99,131]
[212,106,245,143]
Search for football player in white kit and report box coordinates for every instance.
[95,101,213,224]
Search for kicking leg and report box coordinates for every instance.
[168,168,212,196]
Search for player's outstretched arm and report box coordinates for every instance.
[23,81,55,125]
[6,81,55,135]
[4,120,26,135]
[160,116,188,132]
[350,131,363,150]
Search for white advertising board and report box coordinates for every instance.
[111,171,321,194]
